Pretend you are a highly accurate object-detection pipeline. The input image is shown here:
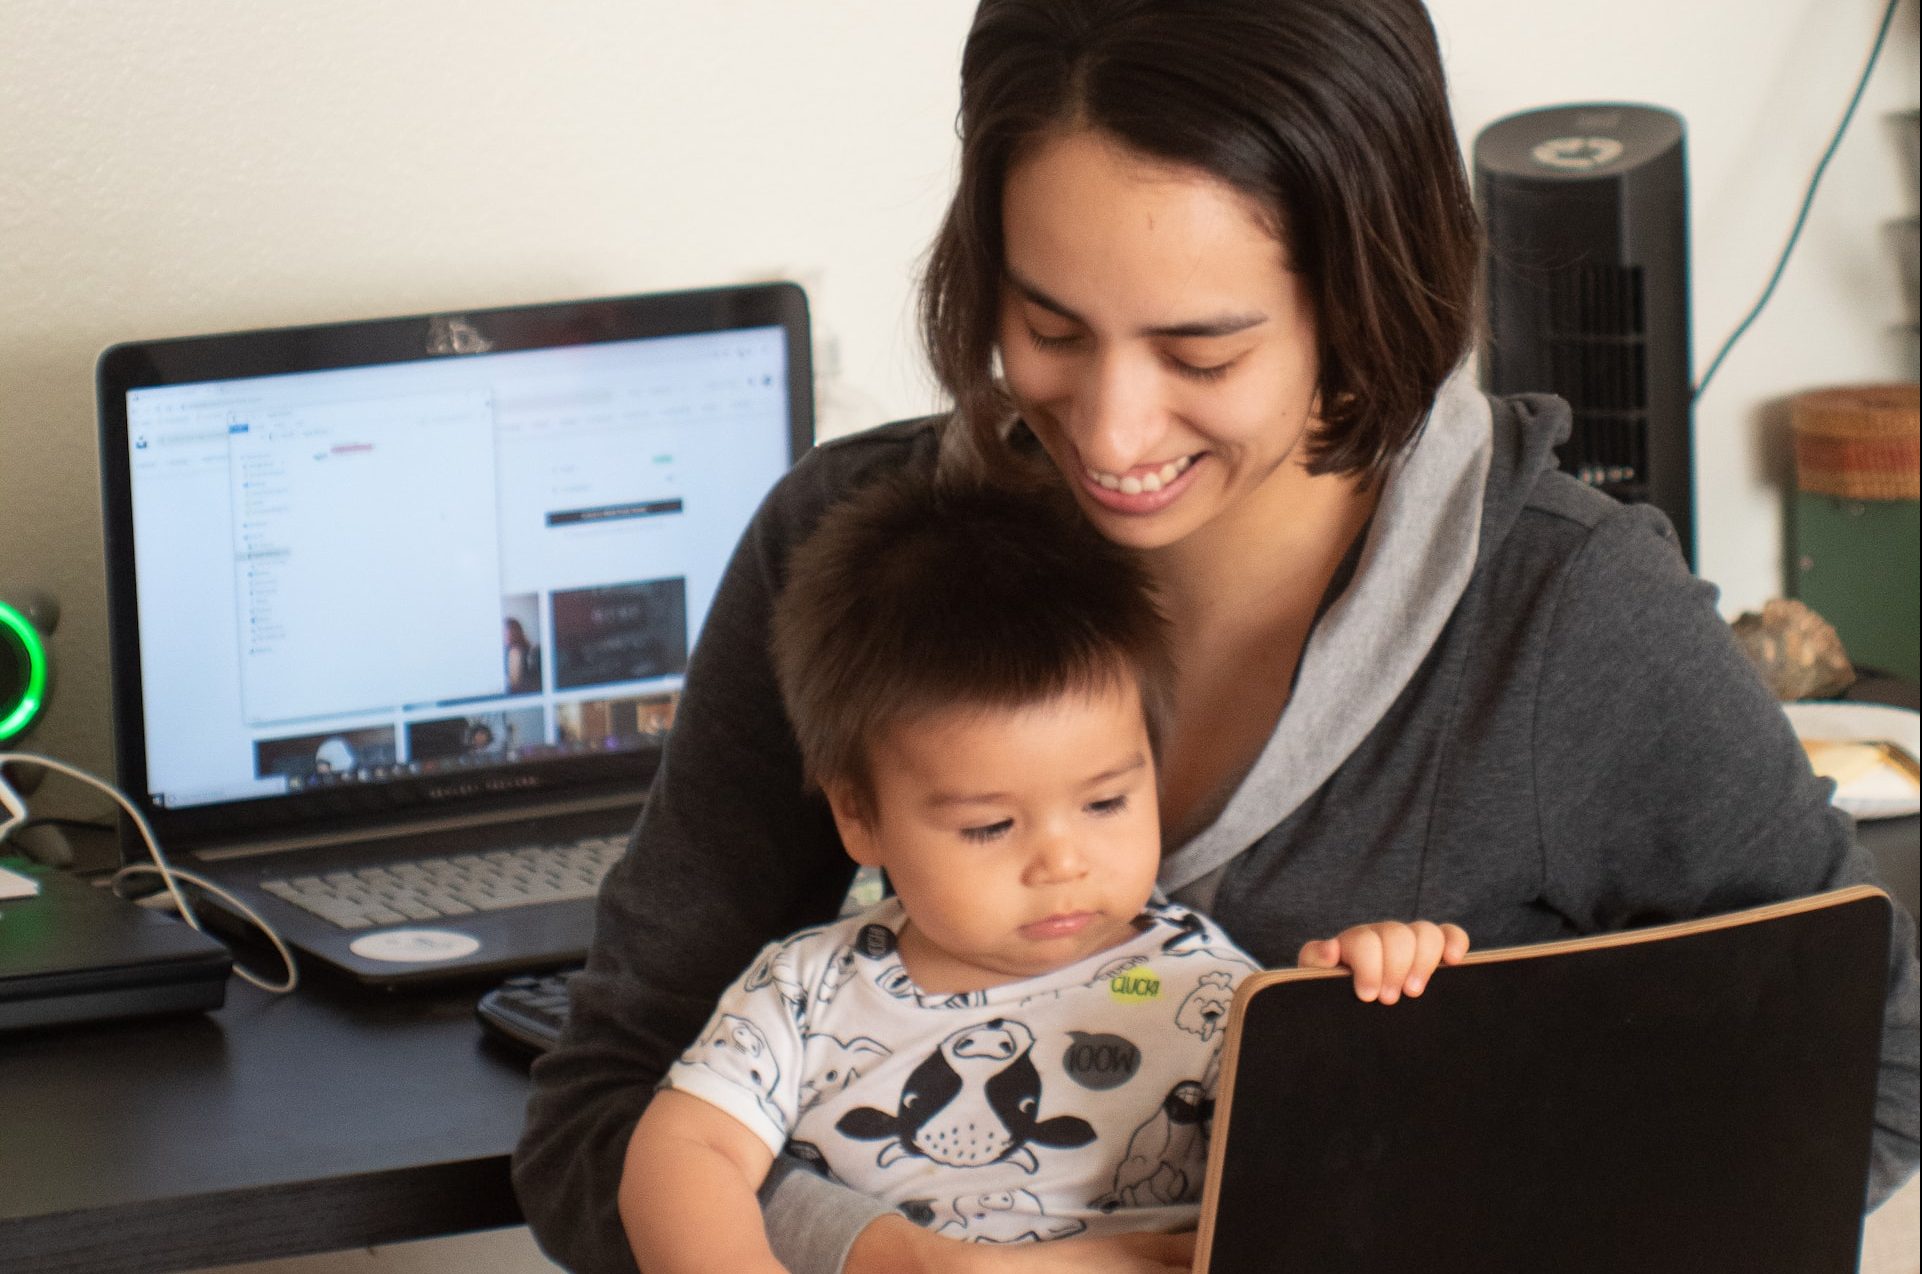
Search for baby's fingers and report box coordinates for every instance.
[1372,923,1417,1004]
[1297,937,1342,969]
[1404,922,1472,997]
[1341,927,1386,1001]
[1403,922,1445,997]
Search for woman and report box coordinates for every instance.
[504,617,540,696]
[516,3,1919,1272]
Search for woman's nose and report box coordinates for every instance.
[1068,351,1164,473]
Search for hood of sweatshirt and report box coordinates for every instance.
[1158,372,1573,893]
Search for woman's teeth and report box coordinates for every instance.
[1088,455,1194,494]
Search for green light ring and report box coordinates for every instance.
[0,600,48,742]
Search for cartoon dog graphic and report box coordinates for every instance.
[874,962,917,1001]
[798,1032,890,1113]
[872,962,988,1010]
[814,945,860,1008]
[931,1189,1088,1243]
[835,1019,1095,1173]
[1094,1080,1209,1210]
[1174,971,1236,1041]
[1157,908,1209,953]
[683,1013,784,1123]
[743,942,810,1023]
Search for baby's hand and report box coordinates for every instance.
[1297,920,1469,1004]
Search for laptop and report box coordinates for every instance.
[96,284,812,988]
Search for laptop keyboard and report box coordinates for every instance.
[475,865,889,1054]
[261,836,626,930]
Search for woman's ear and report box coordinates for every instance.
[825,781,882,868]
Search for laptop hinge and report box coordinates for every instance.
[188,789,642,862]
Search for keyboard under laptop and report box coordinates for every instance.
[478,968,579,1053]
[475,864,889,1053]
[263,835,626,930]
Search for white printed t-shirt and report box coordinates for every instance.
[663,897,1259,1243]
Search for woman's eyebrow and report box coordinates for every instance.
[1004,269,1269,339]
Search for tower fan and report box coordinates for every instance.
[1475,104,1694,566]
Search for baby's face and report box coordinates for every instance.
[831,680,1161,994]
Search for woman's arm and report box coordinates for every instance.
[621,1091,786,1274]
[1529,501,1919,1204]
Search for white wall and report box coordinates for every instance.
[1436,0,1921,609]
[0,3,1915,1270]
[2,0,1916,791]
[0,0,975,796]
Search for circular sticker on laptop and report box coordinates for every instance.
[349,929,482,963]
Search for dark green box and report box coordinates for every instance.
[1791,493,1920,683]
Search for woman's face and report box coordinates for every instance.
[997,129,1322,554]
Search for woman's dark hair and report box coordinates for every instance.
[770,472,1175,814]
[923,0,1482,480]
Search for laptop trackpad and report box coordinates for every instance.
[349,929,483,963]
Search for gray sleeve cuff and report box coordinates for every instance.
[759,1156,898,1274]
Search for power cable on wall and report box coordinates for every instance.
[1694,0,1903,403]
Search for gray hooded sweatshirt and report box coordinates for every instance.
[514,379,1919,1274]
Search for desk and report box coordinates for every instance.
[1,678,1914,1272]
[1846,676,1922,927]
[0,973,533,1272]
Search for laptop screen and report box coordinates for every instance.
[98,285,810,845]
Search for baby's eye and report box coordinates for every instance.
[1088,795,1129,816]
[960,819,1014,843]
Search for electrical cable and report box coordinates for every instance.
[1694,0,1902,402]
[0,751,297,993]
[11,815,117,833]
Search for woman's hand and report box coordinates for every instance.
[844,1215,1194,1273]
[1297,920,1469,1004]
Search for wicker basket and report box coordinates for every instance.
[1792,384,1920,502]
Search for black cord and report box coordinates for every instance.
[1694,0,1903,402]
[1,818,115,869]
[13,815,117,833]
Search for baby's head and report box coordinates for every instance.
[771,473,1174,988]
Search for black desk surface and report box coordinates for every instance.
[1845,676,1921,925]
[0,972,532,1273]
[0,679,1912,1272]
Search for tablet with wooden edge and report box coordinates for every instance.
[1193,886,1893,1274]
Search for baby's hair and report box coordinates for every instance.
[771,472,1174,813]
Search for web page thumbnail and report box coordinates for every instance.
[550,579,687,690]
[407,706,547,766]
[556,692,678,750]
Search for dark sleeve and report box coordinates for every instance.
[1529,502,1919,1207]
[511,431,922,1273]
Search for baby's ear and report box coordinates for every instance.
[824,782,882,867]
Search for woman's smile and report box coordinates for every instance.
[1079,453,1205,513]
